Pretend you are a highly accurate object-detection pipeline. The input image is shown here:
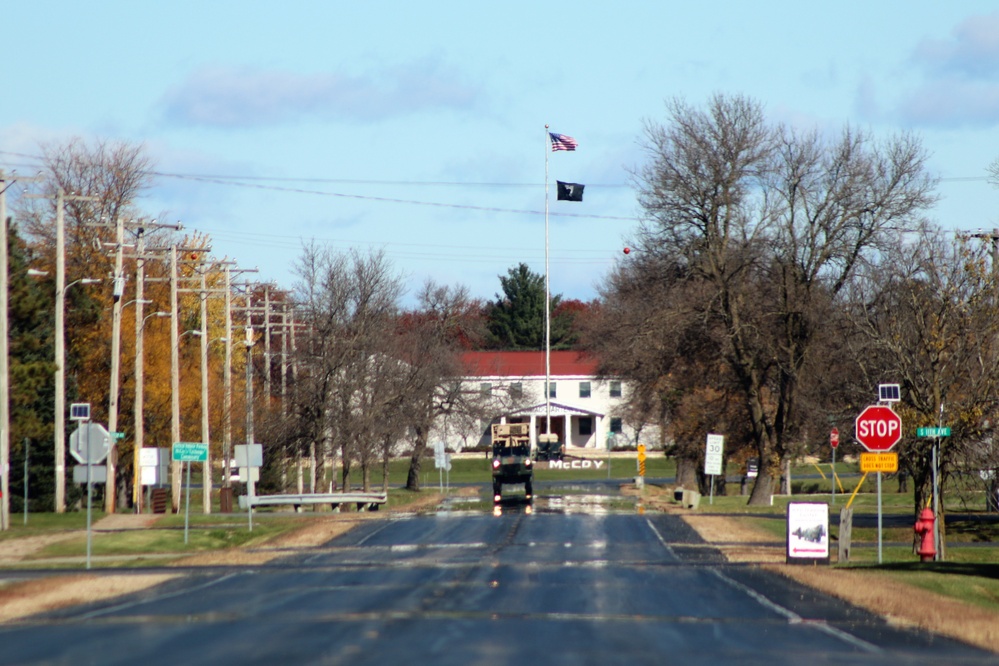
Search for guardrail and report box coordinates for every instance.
[237,492,388,512]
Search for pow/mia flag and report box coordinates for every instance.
[556,181,584,201]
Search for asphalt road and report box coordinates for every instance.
[0,491,993,665]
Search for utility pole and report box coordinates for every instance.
[264,285,272,402]
[0,171,10,530]
[170,246,181,511]
[23,187,96,513]
[106,214,125,512]
[133,227,146,511]
[199,265,211,514]
[245,289,256,446]
[223,266,233,489]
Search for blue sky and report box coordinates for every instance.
[4,1,999,306]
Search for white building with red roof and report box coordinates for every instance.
[460,350,644,451]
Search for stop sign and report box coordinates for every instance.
[855,405,902,452]
[830,428,840,449]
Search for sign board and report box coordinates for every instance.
[878,384,901,403]
[112,431,125,441]
[855,405,902,452]
[140,466,159,486]
[917,427,951,438]
[830,428,840,449]
[69,423,111,464]
[69,403,90,421]
[746,458,759,478]
[238,467,260,483]
[234,444,263,468]
[434,441,446,469]
[860,452,899,473]
[172,442,209,462]
[139,448,170,486]
[786,502,830,564]
[704,434,724,476]
[73,465,107,484]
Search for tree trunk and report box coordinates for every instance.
[382,438,391,493]
[309,441,317,493]
[406,444,423,491]
[340,443,351,491]
[675,456,699,489]
[406,421,430,491]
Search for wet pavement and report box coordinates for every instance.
[0,482,993,665]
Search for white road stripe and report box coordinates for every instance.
[709,568,883,654]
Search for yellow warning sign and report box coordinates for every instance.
[860,452,898,473]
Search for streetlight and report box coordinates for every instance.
[132,310,169,512]
[54,277,100,514]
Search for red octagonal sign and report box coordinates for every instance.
[855,405,902,452]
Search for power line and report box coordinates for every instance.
[151,172,637,221]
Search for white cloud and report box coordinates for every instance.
[159,60,482,129]
[912,12,999,79]
[898,78,999,128]
[889,12,999,127]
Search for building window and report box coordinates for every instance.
[547,381,557,398]
[610,417,623,434]
[480,382,492,396]
[510,382,523,399]
[579,381,591,398]
[579,417,593,436]
[609,381,622,398]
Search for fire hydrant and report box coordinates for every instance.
[914,507,936,562]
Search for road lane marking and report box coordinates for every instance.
[708,568,882,654]
[73,572,243,620]
[644,518,678,558]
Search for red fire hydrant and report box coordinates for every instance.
[914,507,936,562]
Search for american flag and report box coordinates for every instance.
[549,132,578,151]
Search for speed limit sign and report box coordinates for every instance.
[704,434,724,476]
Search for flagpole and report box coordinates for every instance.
[544,125,551,441]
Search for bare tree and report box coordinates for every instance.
[848,227,999,551]
[634,94,937,504]
[291,245,405,492]
[397,280,492,491]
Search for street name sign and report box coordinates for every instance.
[855,405,902,452]
[860,452,899,474]
[917,427,951,438]
[172,442,209,462]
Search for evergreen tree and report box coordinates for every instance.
[486,263,576,350]
[6,221,60,512]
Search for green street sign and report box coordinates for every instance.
[112,432,125,440]
[172,442,209,462]
[916,427,951,438]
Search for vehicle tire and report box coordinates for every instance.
[525,480,533,497]
[493,481,501,498]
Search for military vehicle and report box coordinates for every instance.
[535,433,563,462]
[491,423,534,502]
